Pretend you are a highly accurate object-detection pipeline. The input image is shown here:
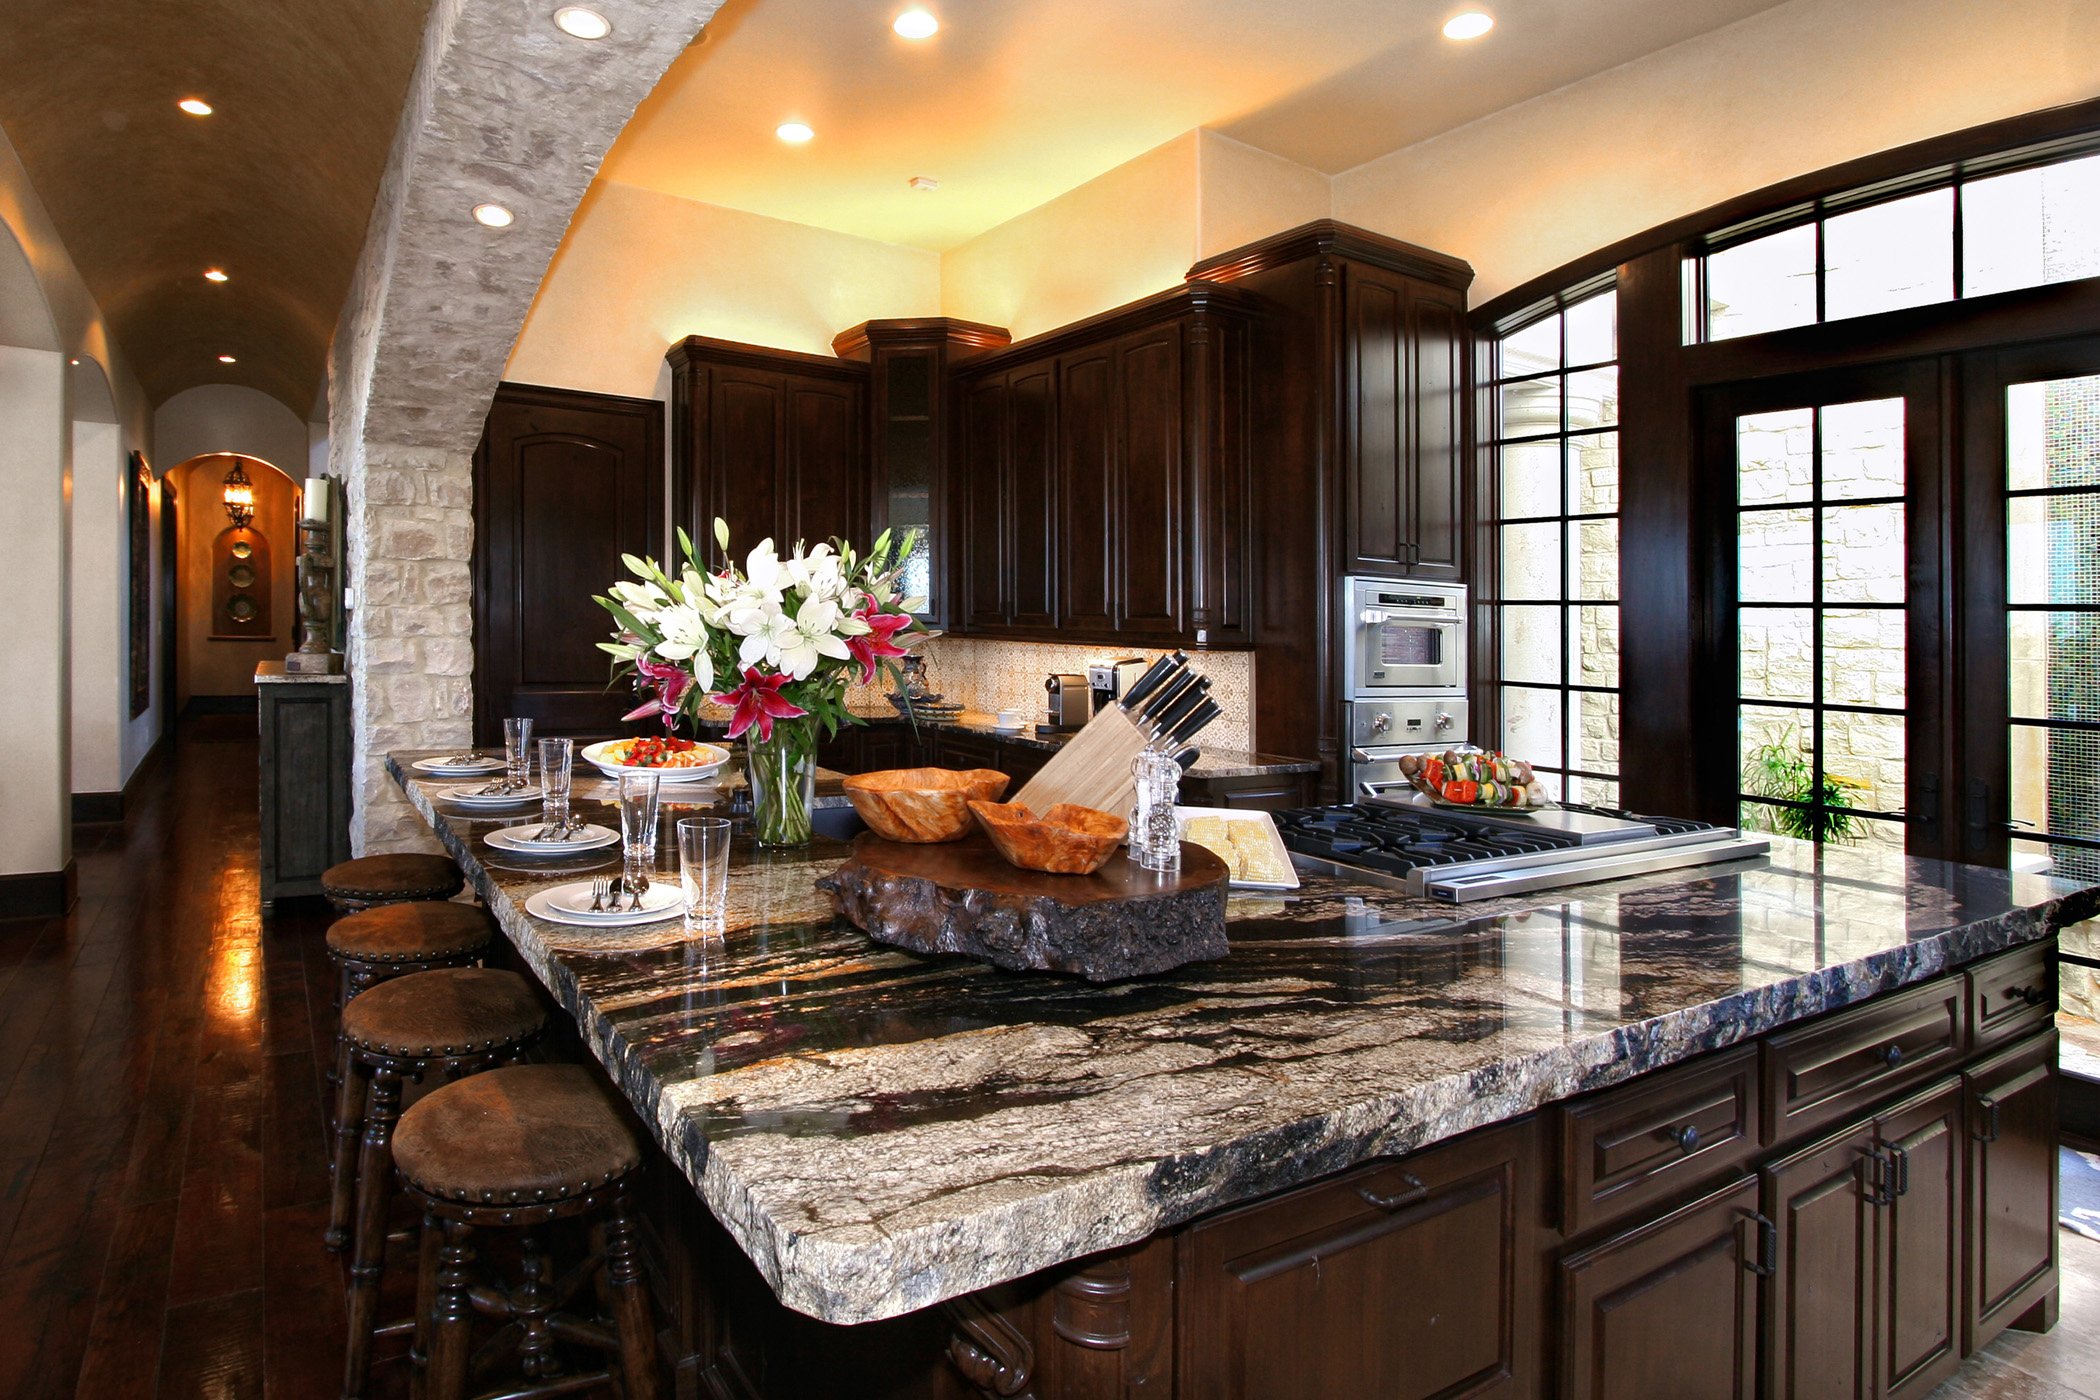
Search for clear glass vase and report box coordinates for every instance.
[745,718,817,847]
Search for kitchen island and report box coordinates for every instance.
[389,750,2096,1399]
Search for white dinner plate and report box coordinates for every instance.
[413,754,506,776]
[579,739,730,783]
[485,822,618,855]
[434,781,541,808]
[524,878,682,927]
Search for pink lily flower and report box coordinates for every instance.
[707,667,808,742]
[623,655,694,728]
[845,603,913,685]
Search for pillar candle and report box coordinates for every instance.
[304,476,332,526]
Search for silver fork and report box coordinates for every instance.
[588,876,609,912]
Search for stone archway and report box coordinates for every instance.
[329,0,725,852]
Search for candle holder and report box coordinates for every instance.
[285,516,343,674]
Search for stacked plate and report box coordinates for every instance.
[413,753,506,777]
[435,781,539,808]
[485,822,617,855]
[524,878,682,928]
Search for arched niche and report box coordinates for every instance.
[167,453,300,705]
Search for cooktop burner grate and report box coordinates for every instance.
[1274,802,1726,878]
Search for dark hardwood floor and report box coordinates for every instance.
[0,714,401,1399]
[3,713,2096,1399]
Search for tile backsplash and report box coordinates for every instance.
[899,638,1254,752]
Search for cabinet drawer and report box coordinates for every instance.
[1967,943,2055,1055]
[1557,1044,1759,1237]
[1762,977,1965,1144]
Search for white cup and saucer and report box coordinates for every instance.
[990,708,1026,733]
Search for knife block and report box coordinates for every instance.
[1011,706,1147,818]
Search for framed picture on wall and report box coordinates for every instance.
[128,451,150,717]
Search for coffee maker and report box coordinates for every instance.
[1044,673,1091,731]
[1087,658,1148,715]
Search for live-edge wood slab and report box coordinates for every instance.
[818,832,1230,981]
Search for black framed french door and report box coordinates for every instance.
[1695,361,1953,855]
[1959,335,2100,877]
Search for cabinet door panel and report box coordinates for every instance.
[1878,1079,1963,1400]
[1346,271,1408,574]
[1763,1122,1877,1400]
[1009,365,1059,630]
[1180,1120,1535,1400]
[1406,285,1465,581]
[1967,1030,2058,1349]
[960,378,1010,631]
[712,374,784,562]
[1559,1175,1760,1400]
[784,380,864,550]
[1057,348,1115,634]
[1115,323,1183,635]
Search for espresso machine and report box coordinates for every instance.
[1087,658,1148,715]
[1044,673,1091,732]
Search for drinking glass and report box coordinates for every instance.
[676,817,733,937]
[502,716,535,789]
[618,770,662,901]
[538,737,574,831]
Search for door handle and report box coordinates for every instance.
[1884,1142,1910,1198]
[1861,1144,1892,1207]
[1358,1172,1428,1211]
[1966,778,1990,849]
[1914,772,1939,827]
[1740,1210,1778,1277]
[1974,1093,2000,1144]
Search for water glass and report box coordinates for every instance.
[503,716,535,789]
[618,770,662,896]
[676,817,733,937]
[538,737,574,829]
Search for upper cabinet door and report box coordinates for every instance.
[1058,347,1116,634]
[473,383,664,743]
[1342,264,1467,580]
[959,375,1012,631]
[1113,322,1185,636]
[782,379,865,551]
[705,370,785,567]
[1008,363,1059,631]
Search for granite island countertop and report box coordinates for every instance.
[386,750,2097,1327]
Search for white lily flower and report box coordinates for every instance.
[609,578,669,620]
[744,538,785,600]
[652,602,710,666]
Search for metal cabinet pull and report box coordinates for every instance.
[1885,1142,1910,1198]
[1878,1043,1904,1068]
[1670,1124,1701,1153]
[1975,1094,2000,1144]
[1740,1210,1778,1277]
[1861,1145,1892,1207]
[1358,1172,1428,1211]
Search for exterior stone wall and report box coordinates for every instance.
[326,0,722,852]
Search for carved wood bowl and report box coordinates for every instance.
[842,767,1011,843]
[967,800,1129,876]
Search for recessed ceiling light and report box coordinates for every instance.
[893,8,938,39]
[204,268,229,283]
[908,175,940,192]
[472,202,515,227]
[1442,10,1493,39]
[177,97,213,116]
[776,121,814,144]
[553,6,611,39]
[217,354,237,364]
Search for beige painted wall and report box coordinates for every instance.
[506,181,941,399]
[1332,0,2100,304]
[172,455,298,702]
[1195,130,1332,261]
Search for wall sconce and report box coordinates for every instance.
[222,458,255,528]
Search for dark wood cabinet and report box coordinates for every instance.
[953,285,1252,649]
[1342,266,1465,581]
[1966,1030,2058,1351]
[1178,1118,1537,1400]
[1763,1120,1876,1400]
[1879,1080,1964,1400]
[1176,771,1315,811]
[1557,1043,1761,1238]
[667,337,868,568]
[1558,1175,1763,1400]
[257,668,351,906]
[473,381,665,742]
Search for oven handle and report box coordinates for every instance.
[1359,608,1462,626]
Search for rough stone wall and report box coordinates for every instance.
[327,0,723,852]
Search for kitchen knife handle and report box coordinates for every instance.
[1149,678,1212,737]
[1167,698,1222,748]
[1139,670,1201,727]
[1118,654,1182,711]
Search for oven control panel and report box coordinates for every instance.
[1348,697,1468,750]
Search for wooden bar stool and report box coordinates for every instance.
[337,969,548,1400]
[324,902,497,1250]
[321,853,465,913]
[391,1063,661,1400]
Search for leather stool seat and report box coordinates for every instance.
[321,853,464,909]
[341,968,546,1062]
[327,901,493,965]
[395,1064,644,1208]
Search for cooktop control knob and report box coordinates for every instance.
[1369,713,1392,735]
[1434,710,1454,730]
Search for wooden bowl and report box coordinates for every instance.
[968,800,1129,876]
[842,767,1011,843]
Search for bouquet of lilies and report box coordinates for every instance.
[595,518,928,744]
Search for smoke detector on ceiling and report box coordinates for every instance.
[908,176,940,192]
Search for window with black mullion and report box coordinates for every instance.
[2006,470,2100,870]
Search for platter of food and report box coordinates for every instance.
[1396,749,1554,812]
[1176,808,1298,889]
[580,736,730,782]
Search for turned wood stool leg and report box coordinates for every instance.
[342,1067,403,1400]
[324,1051,370,1252]
[412,1207,439,1374]
[426,1218,478,1400]
[602,1186,661,1400]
